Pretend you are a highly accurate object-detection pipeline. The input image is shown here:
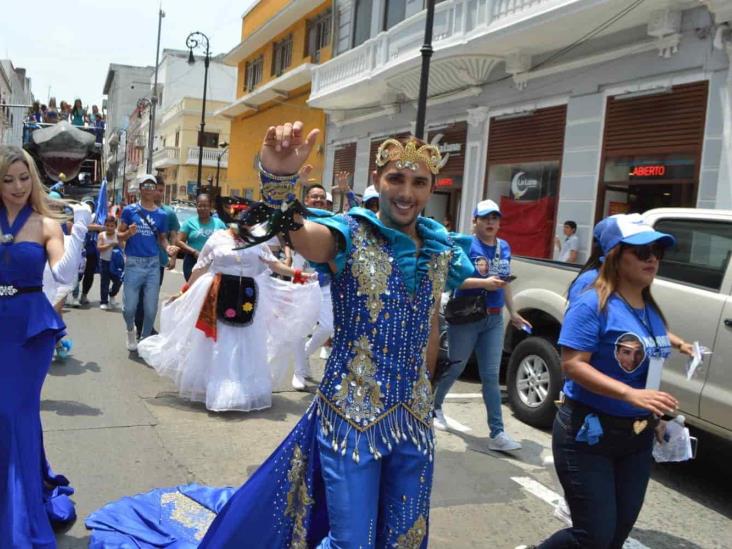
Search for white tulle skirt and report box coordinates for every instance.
[138,272,320,412]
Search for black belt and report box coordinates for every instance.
[0,285,42,297]
[562,397,657,432]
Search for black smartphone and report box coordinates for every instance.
[502,275,517,283]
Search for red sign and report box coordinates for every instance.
[436,177,453,188]
[629,165,666,177]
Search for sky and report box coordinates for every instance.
[1,0,257,108]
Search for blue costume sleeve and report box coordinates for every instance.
[446,233,475,291]
[307,211,352,275]
[558,297,601,353]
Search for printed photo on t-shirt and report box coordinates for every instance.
[614,332,646,373]
[474,256,489,277]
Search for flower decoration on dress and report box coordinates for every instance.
[375,138,443,175]
[242,302,254,313]
[224,308,236,318]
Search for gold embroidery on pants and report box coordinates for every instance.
[396,515,427,548]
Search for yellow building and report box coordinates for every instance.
[152,97,232,202]
[218,0,333,198]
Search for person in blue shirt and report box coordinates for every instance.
[133,177,180,337]
[433,199,530,451]
[176,193,226,280]
[118,175,173,351]
[532,214,689,549]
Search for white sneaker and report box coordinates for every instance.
[100,304,110,310]
[433,409,448,431]
[67,295,79,307]
[109,296,118,308]
[292,373,307,391]
[488,431,522,452]
[126,329,138,351]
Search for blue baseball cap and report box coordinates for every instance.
[473,199,501,218]
[363,185,379,202]
[597,213,676,255]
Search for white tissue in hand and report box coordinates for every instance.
[72,203,92,226]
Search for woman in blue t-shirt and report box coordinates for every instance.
[434,199,530,451]
[176,193,226,281]
[534,214,688,549]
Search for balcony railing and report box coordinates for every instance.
[186,146,228,168]
[310,0,556,106]
[152,146,180,168]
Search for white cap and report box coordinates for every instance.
[363,185,379,202]
[473,199,501,218]
[137,174,157,187]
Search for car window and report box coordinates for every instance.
[654,218,732,292]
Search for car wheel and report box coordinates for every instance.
[507,337,562,428]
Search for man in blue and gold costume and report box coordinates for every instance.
[85,121,474,548]
[201,121,473,548]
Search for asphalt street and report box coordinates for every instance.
[45,270,732,548]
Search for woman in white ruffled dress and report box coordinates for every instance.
[138,227,319,412]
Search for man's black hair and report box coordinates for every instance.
[564,220,577,232]
[306,184,326,195]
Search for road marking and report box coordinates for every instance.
[444,393,483,400]
[510,476,652,549]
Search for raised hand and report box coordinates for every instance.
[335,171,351,193]
[260,121,320,176]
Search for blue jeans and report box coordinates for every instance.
[123,256,160,337]
[538,403,654,549]
[99,260,122,305]
[434,314,505,437]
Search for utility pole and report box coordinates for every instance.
[186,31,211,195]
[147,8,165,173]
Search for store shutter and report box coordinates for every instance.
[603,81,708,156]
[332,142,357,183]
[487,106,567,164]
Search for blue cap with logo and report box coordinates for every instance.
[597,213,675,255]
[473,199,501,218]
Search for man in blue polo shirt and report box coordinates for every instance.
[118,174,174,351]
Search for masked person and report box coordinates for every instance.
[86,122,473,548]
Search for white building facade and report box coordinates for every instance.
[311,0,732,262]
[0,60,33,147]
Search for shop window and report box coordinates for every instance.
[486,160,560,259]
[199,131,219,148]
[352,0,373,47]
[305,10,332,62]
[245,56,264,91]
[384,0,406,30]
[654,219,732,292]
[271,35,293,76]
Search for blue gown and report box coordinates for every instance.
[0,224,76,547]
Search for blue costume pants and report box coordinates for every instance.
[316,425,432,548]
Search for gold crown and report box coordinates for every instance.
[375,138,442,175]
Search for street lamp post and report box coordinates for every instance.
[121,129,129,200]
[215,142,229,192]
[415,0,436,139]
[186,31,211,195]
[147,8,165,173]
[137,97,152,173]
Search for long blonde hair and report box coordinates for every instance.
[594,245,667,325]
[0,146,60,219]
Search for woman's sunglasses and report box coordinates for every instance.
[624,243,665,261]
